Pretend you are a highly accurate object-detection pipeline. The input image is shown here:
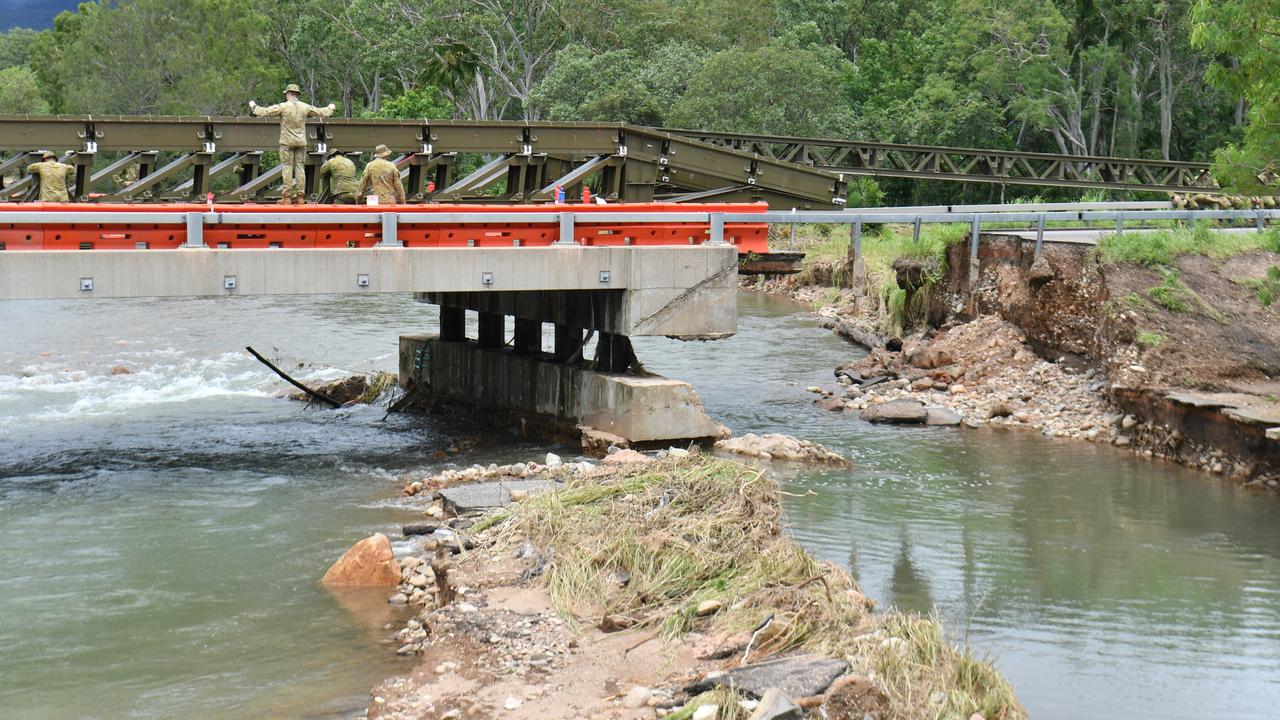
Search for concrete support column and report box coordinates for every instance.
[439,306,465,342]
[477,312,504,349]
[595,332,636,373]
[554,323,584,362]
[513,317,542,355]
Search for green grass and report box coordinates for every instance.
[1241,266,1280,307]
[1099,223,1280,265]
[1147,268,1193,312]
[1136,330,1165,348]
[1146,266,1229,322]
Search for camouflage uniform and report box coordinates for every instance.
[251,87,334,200]
[27,156,75,202]
[357,152,406,205]
[318,154,358,204]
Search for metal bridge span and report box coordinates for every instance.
[0,117,1219,209]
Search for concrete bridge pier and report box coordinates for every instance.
[397,246,738,453]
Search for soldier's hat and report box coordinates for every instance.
[374,144,392,158]
[326,147,344,157]
[284,83,302,95]
[37,149,55,159]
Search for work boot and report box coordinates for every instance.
[276,196,291,205]
[293,195,305,205]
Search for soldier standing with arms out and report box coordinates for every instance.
[357,144,406,205]
[27,150,75,202]
[248,83,334,205]
[318,149,358,204]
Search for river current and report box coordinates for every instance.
[1,292,1277,719]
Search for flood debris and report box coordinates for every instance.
[366,455,1022,720]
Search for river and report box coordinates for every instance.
[1,292,1277,719]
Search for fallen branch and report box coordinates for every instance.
[245,345,341,408]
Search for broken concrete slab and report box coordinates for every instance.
[686,653,848,699]
[438,479,561,515]
[860,399,928,424]
[1268,427,1279,441]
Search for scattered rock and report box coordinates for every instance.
[321,533,402,586]
[986,402,1014,419]
[1121,414,1138,430]
[388,592,408,605]
[860,399,928,425]
[439,479,559,514]
[925,407,962,426]
[504,695,522,710]
[715,433,848,465]
[545,452,562,467]
[602,449,653,465]
[599,614,638,632]
[110,365,132,375]
[1268,427,1279,441]
[696,599,723,616]
[669,448,691,458]
[822,674,891,720]
[1028,254,1055,285]
[623,687,652,709]
[692,706,719,720]
[747,688,802,720]
[402,521,440,536]
[805,386,823,394]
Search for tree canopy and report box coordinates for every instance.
[0,0,1271,199]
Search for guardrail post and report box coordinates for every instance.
[555,212,576,245]
[1034,214,1045,258]
[913,216,922,245]
[1115,215,1124,235]
[183,212,204,248]
[378,212,401,247]
[708,212,726,244]
[849,217,862,260]
[1257,209,1265,234]
[969,214,981,290]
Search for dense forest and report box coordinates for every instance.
[0,0,1275,200]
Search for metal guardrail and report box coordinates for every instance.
[4,205,1273,257]
[715,207,1279,264]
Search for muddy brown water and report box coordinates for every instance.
[1,292,1277,719]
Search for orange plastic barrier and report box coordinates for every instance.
[0,202,770,253]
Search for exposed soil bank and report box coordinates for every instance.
[365,455,1023,719]
[748,235,1280,489]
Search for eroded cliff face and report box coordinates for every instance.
[925,233,1280,483]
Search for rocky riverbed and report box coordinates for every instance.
[747,235,1280,490]
[347,454,1022,720]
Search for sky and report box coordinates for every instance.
[0,0,81,31]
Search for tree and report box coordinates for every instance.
[667,27,855,136]
[364,86,454,119]
[1191,0,1280,191]
[0,65,49,113]
[40,0,284,115]
[0,27,38,70]
[529,41,706,125]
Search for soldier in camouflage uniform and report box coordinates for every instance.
[357,144,406,205]
[318,149,358,204]
[27,150,75,202]
[249,83,334,204]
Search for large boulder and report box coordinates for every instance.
[321,533,402,586]
[687,653,848,699]
[860,399,929,424]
